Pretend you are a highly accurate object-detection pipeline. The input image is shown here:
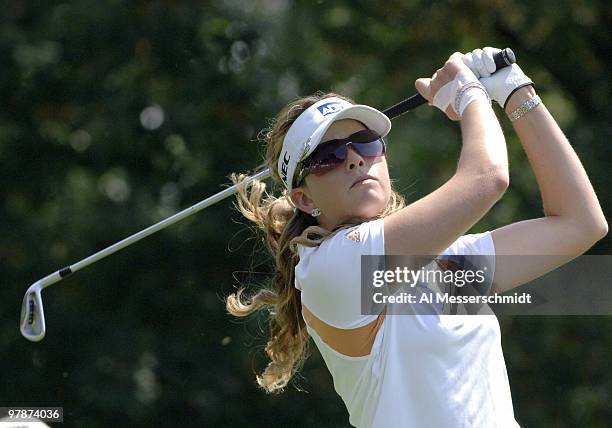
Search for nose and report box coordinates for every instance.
[345,145,365,172]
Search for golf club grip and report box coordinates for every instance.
[382,48,516,119]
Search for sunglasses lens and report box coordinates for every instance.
[352,140,385,157]
[300,130,386,178]
[306,156,345,176]
[348,129,381,144]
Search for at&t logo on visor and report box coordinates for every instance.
[317,102,344,116]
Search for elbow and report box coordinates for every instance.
[590,218,608,241]
[576,217,608,248]
[494,170,510,194]
[483,167,510,198]
[457,165,509,199]
[585,210,608,242]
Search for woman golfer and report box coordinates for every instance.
[226,47,607,427]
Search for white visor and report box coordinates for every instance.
[277,97,391,192]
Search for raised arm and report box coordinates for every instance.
[384,53,509,256]
[490,85,608,292]
[463,47,608,293]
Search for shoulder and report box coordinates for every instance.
[296,218,385,264]
[330,218,385,253]
[294,219,384,329]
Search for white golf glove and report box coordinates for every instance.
[463,47,534,108]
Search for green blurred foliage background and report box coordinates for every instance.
[1,1,610,426]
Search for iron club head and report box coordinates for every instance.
[20,281,46,342]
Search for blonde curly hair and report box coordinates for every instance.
[225,92,406,393]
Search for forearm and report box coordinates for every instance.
[456,99,509,185]
[505,87,607,234]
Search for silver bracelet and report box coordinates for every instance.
[454,81,490,115]
[507,95,542,121]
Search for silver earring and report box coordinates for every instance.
[311,208,321,217]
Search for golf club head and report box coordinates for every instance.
[20,282,46,342]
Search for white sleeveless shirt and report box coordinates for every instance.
[295,219,522,428]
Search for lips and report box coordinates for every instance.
[351,174,377,188]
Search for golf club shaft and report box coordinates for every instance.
[41,167,272,289]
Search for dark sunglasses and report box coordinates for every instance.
[294,129,386,187]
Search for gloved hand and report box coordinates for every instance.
[416,52,489,121]
[462,47,534,109]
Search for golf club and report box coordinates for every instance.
[20,48,516,341]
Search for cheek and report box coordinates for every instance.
[372,160,392,205]
[306,174,344,204]
[379,177,392,205]
[373,158,391,187]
